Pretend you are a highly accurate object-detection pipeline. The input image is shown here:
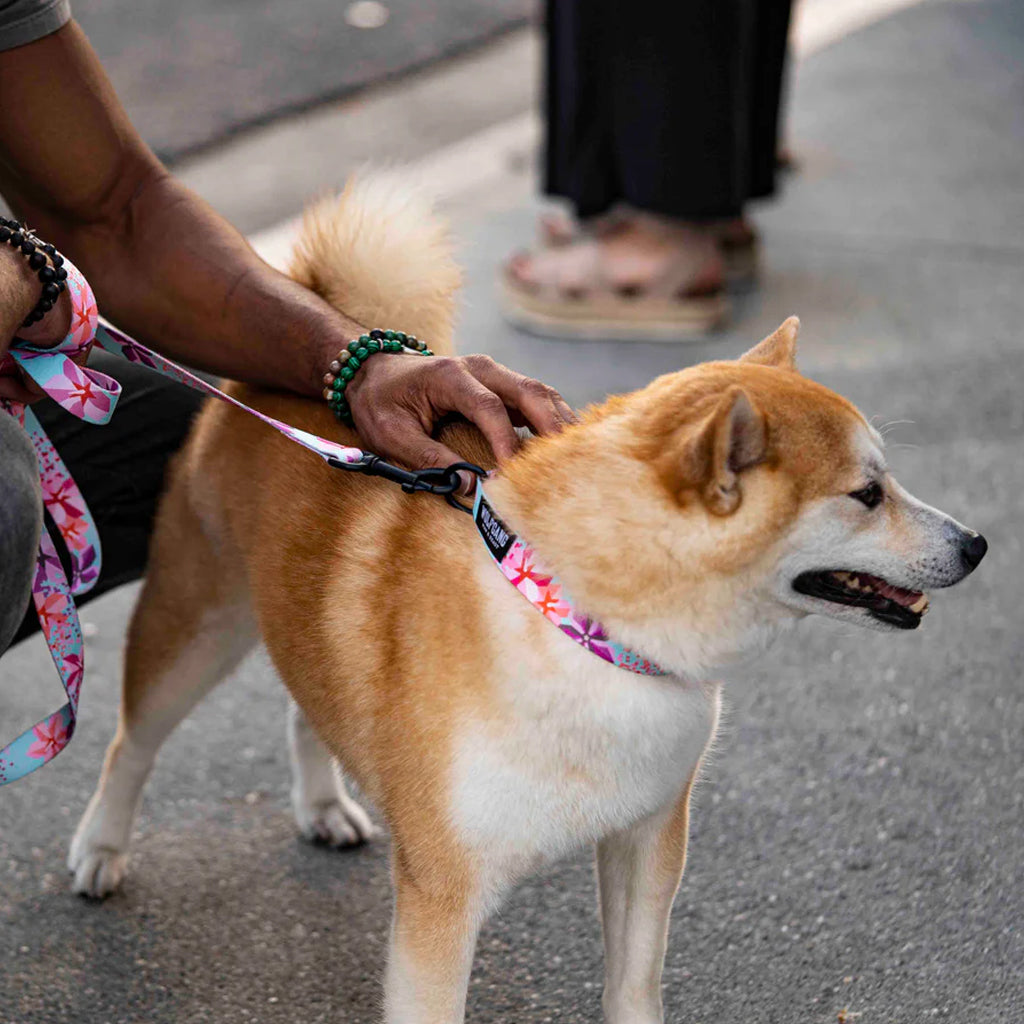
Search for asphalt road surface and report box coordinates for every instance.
[2,1,1022,1022]
[73,0,529,162]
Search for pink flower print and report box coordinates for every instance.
[71,296,97,346]
[56,375,111,419]
[58,515,88,550]
[64,652,84,704]
[507,548,552,590]
[36,592,68,635]
[33,547,63,591]
[26,713,69,761]
[71,544,99,592]
[535,583,570,625]
[120,339,159,370]
[45,477,84,521]
[560,614,615,663]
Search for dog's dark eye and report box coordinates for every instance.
[849,482,883,508]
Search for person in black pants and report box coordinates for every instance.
[502,0,794,340]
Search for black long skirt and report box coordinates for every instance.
[544,0,794,220]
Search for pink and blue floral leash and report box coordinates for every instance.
[1,260,663,785]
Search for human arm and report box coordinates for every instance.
[0,22,573,465]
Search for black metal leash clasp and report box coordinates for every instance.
[327,454,486,512]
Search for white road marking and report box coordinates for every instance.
[792,0,941,55]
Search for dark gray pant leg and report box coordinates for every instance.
[7,349,204,649]
[0,413,41,651]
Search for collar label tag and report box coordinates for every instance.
[475,492,515,562]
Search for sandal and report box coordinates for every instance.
[537,209,759,291]
[713,218,760,288]
[500,230,728,342]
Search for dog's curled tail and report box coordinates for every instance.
[289,175,461,356]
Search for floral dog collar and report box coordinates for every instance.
[472,484,667,676]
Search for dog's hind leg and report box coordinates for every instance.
[69,481,257,898]
[288,697,375,847]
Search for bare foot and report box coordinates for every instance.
[508,215,723,298]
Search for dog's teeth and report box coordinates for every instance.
[908,594,929,614]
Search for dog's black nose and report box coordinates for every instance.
[961,533,988,571]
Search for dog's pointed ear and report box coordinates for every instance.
[682,387,767,515]
[739,316,799,371]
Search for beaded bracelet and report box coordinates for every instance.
[0,216,69,328]
[321,328,434,426]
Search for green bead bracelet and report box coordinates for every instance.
[321,328,434,426]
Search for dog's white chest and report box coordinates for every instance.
[448,652,718,873]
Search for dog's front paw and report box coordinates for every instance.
[68,842,128,899]
[292,791,377,848]
[68,795,133,899]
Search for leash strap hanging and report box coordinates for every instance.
[0,404,103,783]
[0,265,104,783]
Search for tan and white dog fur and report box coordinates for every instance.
[68,180,986,1024]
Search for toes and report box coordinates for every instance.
[506,251,535,288]
[298,797,377,849]
[70,848,128,899]
[306,803,357,846]
[338,795,377,843]
[539,211,576,247]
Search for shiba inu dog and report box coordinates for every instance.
[69,180,987,1024]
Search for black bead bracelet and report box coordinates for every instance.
[321,328,434,427]
[0,216,68,328]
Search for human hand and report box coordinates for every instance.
[0,271,74,404]
[344,352,576,487]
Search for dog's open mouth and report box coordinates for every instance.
[793,570,930,629]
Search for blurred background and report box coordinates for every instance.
[2,1,1022,1021]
